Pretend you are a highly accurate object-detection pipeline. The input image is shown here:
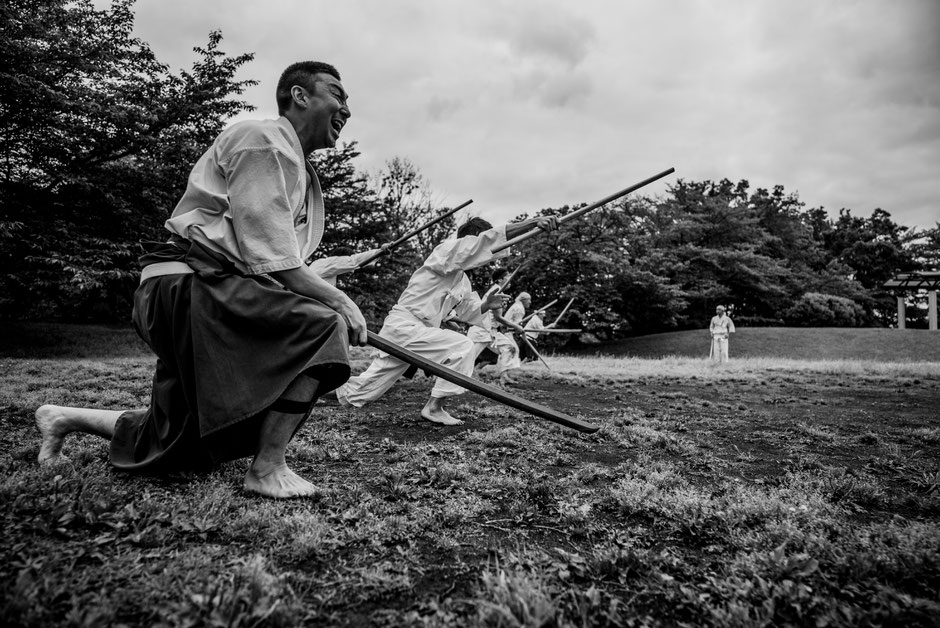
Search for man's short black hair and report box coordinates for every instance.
[276,61,341,115]
[457,217,493,239]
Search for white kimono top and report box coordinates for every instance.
[504,301,526,327]
[710,314,736,338]
[391,226,509,329]
[524,314,545,340]
[165,117,324,275]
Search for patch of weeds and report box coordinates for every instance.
[912,427,940,445]
[436,492,493,526]
[788,453,823,472]
[819,467,886,509]
[297,428,357,463]
[857,431,880,446]
[163,553,303,627]
[417,460,469,489]
[795,422,835,442]
[348,560,416,604]
[381,466,414,501]
[472,555,558,627]
[464,426,525,449]
[267,512,341,564]
[573,463,614,485]
[911,469,940,496]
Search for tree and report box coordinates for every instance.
[0,0,255,321]
[782,292,865,327]
[821,208,917,325]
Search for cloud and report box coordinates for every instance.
[426,95,462,122]
[493,4,595,69]
[122,0,939,229]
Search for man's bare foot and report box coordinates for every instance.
[244,462,320,499]
[36,405,71,464]
[420,404,463,426]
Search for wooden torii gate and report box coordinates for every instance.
[882,271,940,330]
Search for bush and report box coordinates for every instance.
[783,292,864,327]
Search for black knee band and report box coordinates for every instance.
[268,398,313,414]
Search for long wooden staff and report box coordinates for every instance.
[550,298,575,327]
[355,199,473,269]
[520,299,560,325]
[517,330,551,370]
[366,331,598,433]
[491,168,675,254]
[527,328,582,334]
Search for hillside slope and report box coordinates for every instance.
[567,327,940,362]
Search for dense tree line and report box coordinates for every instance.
[2,0,937,335]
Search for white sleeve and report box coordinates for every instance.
[422,227,509,274]
[452,290,486,328]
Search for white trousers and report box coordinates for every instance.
[710,336,729,362]
[337,309,476,406]
[469,330,520,373]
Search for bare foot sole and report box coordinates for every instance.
[244,463,320,499]
[420,407,463,426]
[36,405,69,465]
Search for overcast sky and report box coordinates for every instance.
[123,0,939,230]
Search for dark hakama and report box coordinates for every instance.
[110,238,350,472]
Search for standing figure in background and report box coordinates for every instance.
[709,305,735,363]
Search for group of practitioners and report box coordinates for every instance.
[34,60,561,499]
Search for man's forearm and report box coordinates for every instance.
[270,265,351,310]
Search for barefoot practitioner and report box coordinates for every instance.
[36,61,368,499]
[335,215,558,425]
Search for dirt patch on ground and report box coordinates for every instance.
[322,367,940,521]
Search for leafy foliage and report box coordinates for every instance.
[0,0,255,321]
[1,2,935,335]
[782,292,866,327]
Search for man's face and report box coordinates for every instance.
[522,297,532,308]
[299,73,351,150]
[716,308,724,316]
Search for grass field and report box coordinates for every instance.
[1,324,939,627]
[567,327,940,362]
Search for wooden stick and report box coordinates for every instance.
[355,199,473,269]
[526,328,582,334]
[520,299,560,324]
[366,331,597,433]
[491,168,675,254]
[550,298,575,327]
[517,331,551,370]
[499,260,527,291]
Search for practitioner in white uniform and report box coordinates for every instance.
[709,305,736,363]
[504,292,530,327]
[466,268,523,386]
[524,310,557,342]
[336,215,558,425]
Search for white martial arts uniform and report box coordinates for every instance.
[336,227,509,406]
[524,314,546,341]
[709,314,736,362]
[504,300,526,327]
[467,301,521,374]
